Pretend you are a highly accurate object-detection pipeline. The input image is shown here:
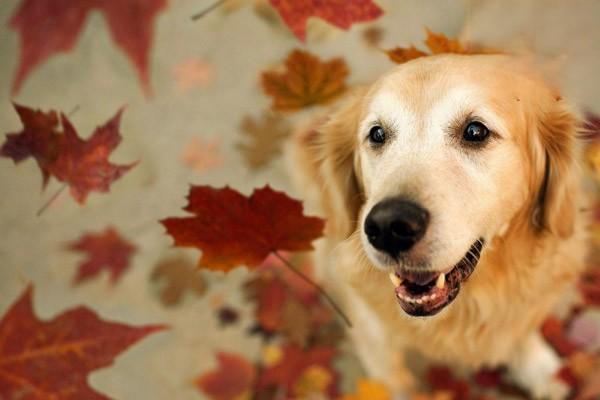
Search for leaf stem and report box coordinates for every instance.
[272,251,352,328]
[191,0,227,21]
[37,184,67,216]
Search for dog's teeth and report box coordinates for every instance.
[389,272,402,287]
[436,273,446,289]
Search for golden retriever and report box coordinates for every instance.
[288,54,588,399]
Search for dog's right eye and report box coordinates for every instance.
[368,125,386,144]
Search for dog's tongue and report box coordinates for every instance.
[397,270,439,285]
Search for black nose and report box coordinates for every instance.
[364,198,430,258]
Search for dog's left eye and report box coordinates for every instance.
[368,125,386,144]
[463,121,490,142]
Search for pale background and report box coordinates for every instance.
[1,0,599,398]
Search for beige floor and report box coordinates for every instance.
[1,0,599,399]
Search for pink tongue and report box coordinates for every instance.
[397,270,439,285]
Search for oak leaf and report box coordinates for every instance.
[67,226,136,285]
[341,378,391,400]
[0,103,61,186]
[237,112,290,170]
[150,257,206,306]
[269,0,383,41]
[0,285,166,399]
[195,352,256,400]
[261,49,349,111]
[161,185,324,271]
[10,0,166,95]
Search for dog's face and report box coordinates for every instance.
[319,55,576,317]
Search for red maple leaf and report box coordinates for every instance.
[541,316,581,357]
[161,185,324,271]
[0,103,61,186]
[258,344,338,397]
[195,352,256,400]
[47,109,137,203]
[10,0,167,95]
[67,227,136,284]
[269,0,383,41]
[0,285,166,399]
[426,366,470,400]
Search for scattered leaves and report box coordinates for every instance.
[180,137,222,174]
[237,112,290,170]
[1,104,137,204]
[385,45,427,64]
[67,226,136,285]
[150,257,206,306]
[0,285,166,399]
[10,0,167,95]
[161,185,324,271]
[196,352,256,400]
[261,49,349,111]
[268,0,383,41]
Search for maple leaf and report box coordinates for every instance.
[150,257,206,306]
[268,0,382,41]
[341,378,391,400]
[237,112,290,170]
[424,28,466,54]
[385,45,428,64]
[48,109,137,203]
[426,366,470,400]
[542,316,581,357]
[67,226,136,285]
[261,49,349,111]
[161,185,324,271]
[195,352,256,400]
[0,285,166,399]
[180,137,222,174]
[0,103,61,186]
[10,0,166,96]
[258,344,338,397]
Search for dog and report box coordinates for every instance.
[288,54,588,399]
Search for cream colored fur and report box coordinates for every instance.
[287,54,588,399]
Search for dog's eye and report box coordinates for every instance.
[463,121,489,143]
[368,125,386,144]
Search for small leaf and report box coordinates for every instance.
[237,112,290,170]
[385,45,427,64]
[195,352,256,400]
[150,256,205,306]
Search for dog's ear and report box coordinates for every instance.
[317,90,366,239]
[532,98,579,238]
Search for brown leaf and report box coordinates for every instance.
[261,49,349,111]
[150,257,206,306]
[237,112,290,170]
[424,28,466,54]
[385,45,428,64]
[280,298,312,347]
[362,26,385,47]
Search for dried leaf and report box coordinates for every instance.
[236,112,290,170]
[161,185,324,271]
[195,352,256,400]
[268,0,382,41]
[150,257,205,306]
[385,45,427,64]
[261,49,349,111]
[67,226,136,285]
[10,0,166,95]
[0,285,166,399]
[424,28,466,54]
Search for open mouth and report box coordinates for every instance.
[389,239,485,317]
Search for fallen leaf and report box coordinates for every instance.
[236,112,290,170]
[258,344,338,397]
[10,0,167,95]
[385,45,428,64]
[150,257,205,306]
[180,137,222,174]
[425,366,470,400]
[161,185,324,271]
[341,378,391,400]
[268,0,383,41]
[0,103,61,186]
[424,28,466,54]
[261,49,349,111]
[541,316,581,357]
[195,352,256,400]
[2,104,137,204]
[173,59,213,91]
[67,226,136,285]
[0,285,166,399]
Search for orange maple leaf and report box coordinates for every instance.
[385,45,428,64]
[160,185,324,271]
[261,49,349,111]
[340,378,391,400]
[195,352,256,400]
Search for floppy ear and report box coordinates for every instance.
[317,90,366,239]
[532,99,579,238]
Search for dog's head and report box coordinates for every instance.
[317,54,578,317]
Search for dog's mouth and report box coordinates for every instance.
[389,239,485,317]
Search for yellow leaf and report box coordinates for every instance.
[340,378,391,400]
